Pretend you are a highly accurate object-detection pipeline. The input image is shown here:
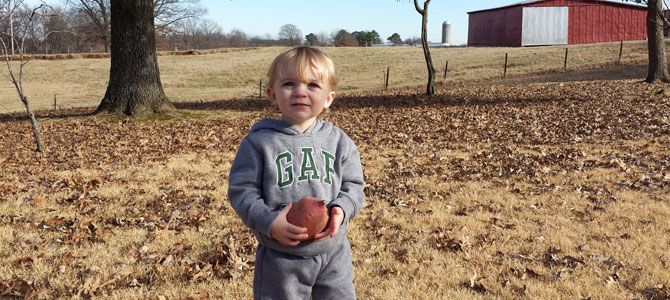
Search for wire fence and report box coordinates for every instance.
[0,40,653,114]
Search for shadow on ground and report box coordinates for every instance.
[0,62,655,121]
[173,90,553,112]
[493,63,646,85]
[174,62,651,111]
[0,108,95,122]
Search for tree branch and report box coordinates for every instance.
[632,0,670,27]
[413,0,424,14]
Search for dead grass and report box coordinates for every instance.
[1,120,668,298]
[1,43,669,299]
[0,40,653,114]
[353,148,669,299]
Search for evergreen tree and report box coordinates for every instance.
[388,33,402,44]
[305,33,318,46]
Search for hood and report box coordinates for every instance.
[250,118,332,135]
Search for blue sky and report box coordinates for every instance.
[198,1,524,45]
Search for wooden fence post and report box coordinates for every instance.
[564,48,569,71]
[385,67,390,90]
[503,53,508,78]
[618,41,623,64]
[259,79,262,98]
[53,94,57,110]
[444,60,449,80]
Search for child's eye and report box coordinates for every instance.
[308,83,321,89]
[282,81,294,87]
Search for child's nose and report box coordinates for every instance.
[294,83,308,97]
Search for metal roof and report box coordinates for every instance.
[467,0,646,14]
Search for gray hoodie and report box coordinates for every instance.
[228,118,365,257]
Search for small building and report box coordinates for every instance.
[467,0,647,47]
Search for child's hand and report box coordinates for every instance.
[314,206,344,241]
[270,203,309,246]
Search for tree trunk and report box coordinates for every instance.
[96,0,173,116]
[415,0,435,96]
[646,0,670,83]
[22,96,45,153]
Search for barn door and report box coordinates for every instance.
[522,7,568,46]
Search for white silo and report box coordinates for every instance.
[442,21,452,45]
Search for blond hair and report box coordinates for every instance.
[266,46,337,90]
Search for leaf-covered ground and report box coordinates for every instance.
[0,77,669,299]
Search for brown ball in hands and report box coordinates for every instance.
[286,197,329,239]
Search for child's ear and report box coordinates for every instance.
[266,86,277,105]
[323,90,336,108]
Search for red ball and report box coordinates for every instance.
[286,197,329,239]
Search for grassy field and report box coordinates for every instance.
[0,40,650,114]
[1,43,669,299]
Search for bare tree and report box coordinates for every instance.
[0,1,54,153]
[227,28,248,47]
[61,7,95,52]
[413,0,435,95]
[40,5,74,53]
[72,0,205,52]
[316,31,332,46]
[249,33,275,47]
[10,6,42,53]
[396,0,435,94]
[278,23,301,45]
[174,16,198,49]
[196,19,223,48]
[72,0,110,52]
[153,0,206,33]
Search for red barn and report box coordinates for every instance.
[467,0,647,47]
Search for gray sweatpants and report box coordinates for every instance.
[253,239,355,300]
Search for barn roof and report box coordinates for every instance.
[467,0,646,14]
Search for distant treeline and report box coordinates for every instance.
[0,0,422,55]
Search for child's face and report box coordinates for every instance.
[267,63,335,132]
